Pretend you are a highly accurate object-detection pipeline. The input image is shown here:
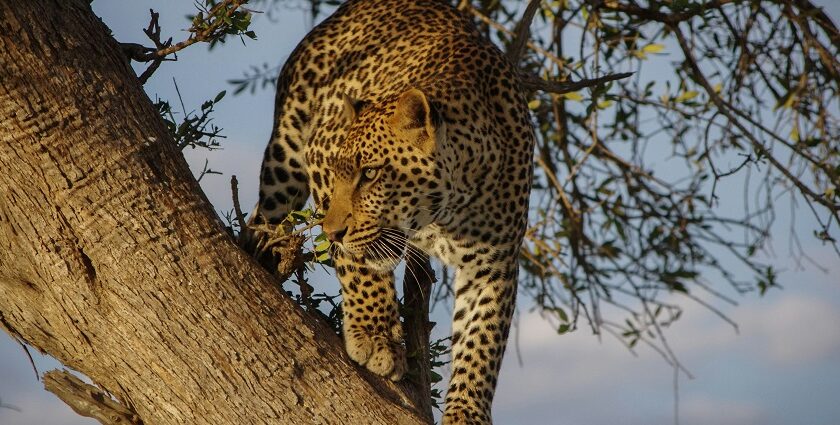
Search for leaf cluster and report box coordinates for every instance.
[462,0,838,364]
[189,0,258,49]
[155,89,227,152]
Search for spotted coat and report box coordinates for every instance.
[254,1,535,423]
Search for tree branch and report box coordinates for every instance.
[43,370,143,425]
[520,71,634,94]
[466,3,568,68]
[122,1,251,84]
[151,0,247,58]
[506,0,541,63]
[590,0,737,24]
[0,2,429,423]
[671,23,840,218]
[402,256,437,423]
[791,0,840,49]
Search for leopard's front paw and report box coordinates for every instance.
[344,327,406,381]
[367,338,407,381]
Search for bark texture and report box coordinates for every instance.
[0,1,427,424]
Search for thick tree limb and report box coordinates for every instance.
[43,370,143,425]
[0,1,428,424]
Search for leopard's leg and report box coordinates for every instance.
[443,252,518,425]
[335,250,407,381]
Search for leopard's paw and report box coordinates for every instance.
[345,328,375,365]
[345,329,406,381]
[367,339,406,381]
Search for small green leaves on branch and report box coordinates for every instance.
[123,1,256,83]
[229,62,282,95]
[155,88,226,151]
[186,0,257,51]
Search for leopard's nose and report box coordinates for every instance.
[327,227,348,243]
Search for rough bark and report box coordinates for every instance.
[0,1,428,424]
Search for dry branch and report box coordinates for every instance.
[520,71,634,94]
[402,256,437,423]
[590,0,737,24]
[44,370,143,425]
[506,0,541,63]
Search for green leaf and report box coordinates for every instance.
[555,307,568,323]
[676,90,699,102]
[642,43,665,54]
[802,137,822,147]
[315,240,331,252]
[563,91,584,102]
[597,100,613,109]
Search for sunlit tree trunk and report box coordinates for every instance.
[0,1,427,424]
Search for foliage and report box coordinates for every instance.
[187,0,257,49]
[155,89,226,151]
[453,0,839,370]
[229,62,281,95]
[427,336,452,411]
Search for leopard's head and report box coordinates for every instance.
[322,88,448,270]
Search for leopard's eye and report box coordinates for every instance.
[360,167,380,183]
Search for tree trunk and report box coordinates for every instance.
[0,1,427,424]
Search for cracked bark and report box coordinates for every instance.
[0,1,428,424]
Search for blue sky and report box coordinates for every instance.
[2,1,839,424]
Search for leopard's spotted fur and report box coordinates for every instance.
[254,1,535,422]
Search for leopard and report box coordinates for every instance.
[252,0,535,423]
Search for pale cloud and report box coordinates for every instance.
[680,395,767,425]
[491,289,840,424]
[494,310,667,413]
[732,296,840,365]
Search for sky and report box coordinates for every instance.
[2,1,840,424]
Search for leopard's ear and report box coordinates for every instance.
[341,93,368,123]
[390,88,444,155]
